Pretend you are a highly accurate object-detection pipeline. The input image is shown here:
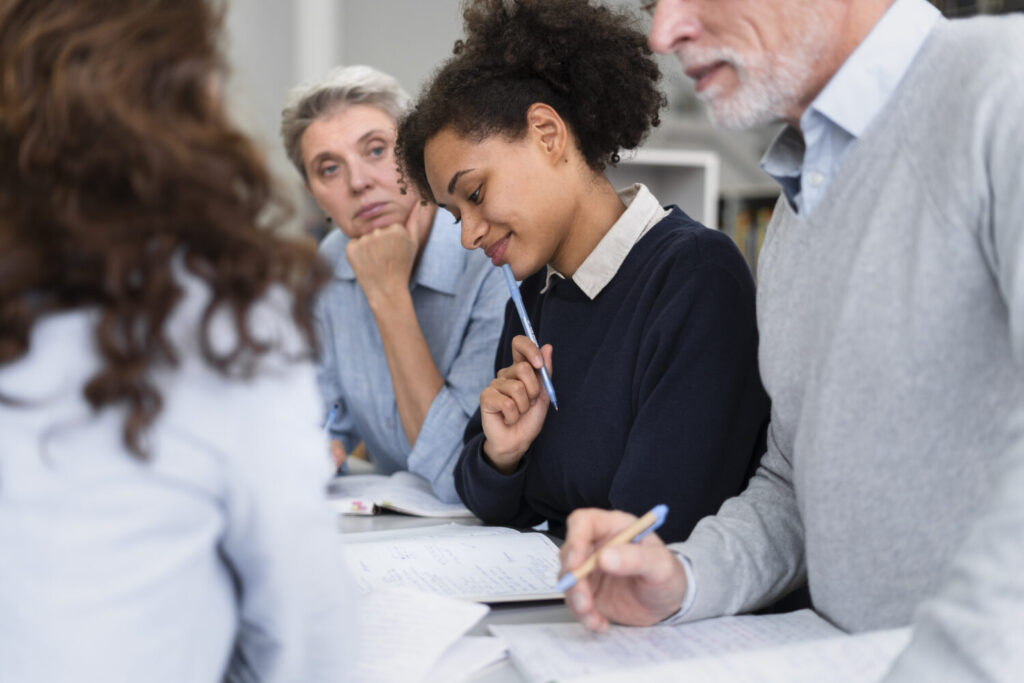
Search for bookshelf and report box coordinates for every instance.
[606,148,721,230]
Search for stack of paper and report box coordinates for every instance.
[356,587,507,683]
[567,627,911,683]
[490,609,910,683]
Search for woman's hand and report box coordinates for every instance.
[329,439,347,469]
[480,335,553,473]
[560,508,689,632]
[345,201,430,307]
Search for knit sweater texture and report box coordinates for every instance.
[455,208,770,542]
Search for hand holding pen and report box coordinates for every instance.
[478,265,558,474]
[558,506,687,633]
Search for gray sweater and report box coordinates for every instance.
[672,15,1024,680]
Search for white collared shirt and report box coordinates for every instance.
[761,0,942,215]
[543,183,670,298]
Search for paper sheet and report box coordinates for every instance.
[567,627,912,683]
[343,531,563,602]
[355,588,490,683]
[489,609,843,683]
[422,636,508,683]
[344,523,516,544]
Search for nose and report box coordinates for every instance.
[648,0,701,55]
[346,158,373,194]
[460,209,487,251]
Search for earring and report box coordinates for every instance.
[325,216,333,224]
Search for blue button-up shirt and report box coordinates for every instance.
[315,208,507,503]
[761,0,942,215]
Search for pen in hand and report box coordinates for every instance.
[555,504,669,592]
[501,264,559,411]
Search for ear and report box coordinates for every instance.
[525,103,569,167]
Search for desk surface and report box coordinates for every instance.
[338,510,575,683]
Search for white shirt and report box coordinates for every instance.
[544,183,670,298]
[761,0,941,215]
[0,270,355,683]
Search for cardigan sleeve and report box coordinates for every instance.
[608,253,770,544]
[454,298,545,529]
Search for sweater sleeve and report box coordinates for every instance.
[608,255,770,544]
[882,55,1024,683]
[453,298,545,528]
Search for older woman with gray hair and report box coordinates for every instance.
[281,65,506,502]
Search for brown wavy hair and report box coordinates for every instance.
[397,0,665,203]
[0,0,328,457]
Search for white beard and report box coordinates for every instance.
[675,9,834,129]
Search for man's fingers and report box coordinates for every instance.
[597,540,673,581]
[561,508,641,570]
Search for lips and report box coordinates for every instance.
[354,202,388,220]
[685,62,724,92]
[483,234,510,266]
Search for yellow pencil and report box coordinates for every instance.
[555,504,669,592]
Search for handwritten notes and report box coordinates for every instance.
[343,528,562,602]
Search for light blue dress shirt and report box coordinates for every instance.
[315,207,508,503]
[761,0,941,215]
[0,270,356,683]
[672,0,944,621]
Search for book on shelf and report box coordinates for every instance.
[719,192,779,277]
[327,470,475,517]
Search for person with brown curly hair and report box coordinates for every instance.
[397,0,770,543]
[0,1,355,681]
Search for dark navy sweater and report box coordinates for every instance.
[454,208,769,542]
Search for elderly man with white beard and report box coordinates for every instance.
[559,1,1024,680]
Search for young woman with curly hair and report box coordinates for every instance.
[0,1,354,680]
[397,0,770,542]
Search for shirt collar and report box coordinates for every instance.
[324,206,465,296]
[804,0,941,139]
[761,0,942,191]
[544,183,666,300]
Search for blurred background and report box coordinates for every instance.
[222,0,1022,269]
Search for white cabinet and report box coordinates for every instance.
[605,148,721,229]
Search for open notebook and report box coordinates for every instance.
[490,609,910,683]
[343,524,563,602]
[327,471,475,517]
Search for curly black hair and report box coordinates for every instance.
[396,0,665,203]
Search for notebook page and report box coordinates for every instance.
[344,531,562,601]
[489,609,842,683]
[356,587,490,683]
[567,627,911,683]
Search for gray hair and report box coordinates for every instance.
[280,64,411,182]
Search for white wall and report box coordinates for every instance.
[220,1,775,234]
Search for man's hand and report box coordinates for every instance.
[560,508,689,632]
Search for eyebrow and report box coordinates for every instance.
[447,168,475,196]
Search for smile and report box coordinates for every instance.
[483,234,511,266]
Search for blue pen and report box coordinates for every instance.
[501,264,558,411]
[555,504,669,592]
